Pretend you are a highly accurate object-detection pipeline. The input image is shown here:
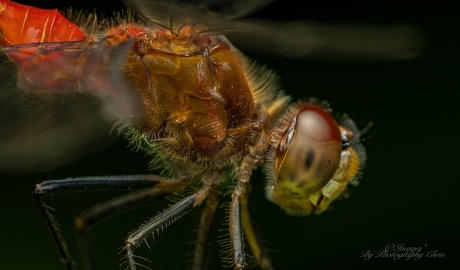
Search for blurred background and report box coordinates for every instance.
[0,0,458,269]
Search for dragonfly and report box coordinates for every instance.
[1,0,421,269]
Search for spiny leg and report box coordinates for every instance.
[230,125,272,270]
[230,155,255,270]
[230,163,274,270]
[229,195,245,270]
[34,175,186,270]
[75,177,188,269]
[124,171,219,270]
[240,188,273,270]
[192,185,220,270]
[35,193,74,270]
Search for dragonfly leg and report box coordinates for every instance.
[230,124,272,270]
[230,174,274,270]
[34,174,186,270]
[192,185,220,270]
[230,154,256,270]
[240,188,274,270]
[125,171,217,270]
[229,194,246,270]
[74,176,188,269]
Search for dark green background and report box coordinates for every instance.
[0,0,458,269]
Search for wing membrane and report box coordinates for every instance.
[126,0,425,61]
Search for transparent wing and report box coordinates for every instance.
[0,38,139,175]
[225,20,426,61]
[0,58,116,175]
[124,0,276,26]
[126,0,426,61]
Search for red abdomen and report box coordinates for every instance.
[0,0,86,46]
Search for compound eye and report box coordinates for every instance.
[275,105,342,197]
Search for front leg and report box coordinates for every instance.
[230,181,274,270]
[229,155,255,270]
[230,126,273,270]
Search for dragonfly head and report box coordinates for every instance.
[265,100,366,216]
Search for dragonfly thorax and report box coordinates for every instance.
[122,27,284,172]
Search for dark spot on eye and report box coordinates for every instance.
[305,148,315,168]
[296,181,307,189]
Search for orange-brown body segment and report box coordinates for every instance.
[123,26,255,158]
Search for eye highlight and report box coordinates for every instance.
[265,101,366,216]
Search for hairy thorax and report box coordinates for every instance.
[119,24,260,172]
